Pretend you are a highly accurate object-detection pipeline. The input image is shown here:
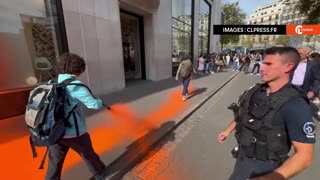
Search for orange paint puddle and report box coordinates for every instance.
[0,88,192,179]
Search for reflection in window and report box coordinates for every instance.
[0,0,66,91]
[172,0,193,75]
[198,0,210,56]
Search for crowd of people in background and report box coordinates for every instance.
[195,47,320,118]
[176,47,320,105]
[195,51,265,75]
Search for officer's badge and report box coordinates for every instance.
[303,122,316,138]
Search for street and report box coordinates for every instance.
[124,73,320,180]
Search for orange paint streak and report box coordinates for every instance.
[0,88,191,179]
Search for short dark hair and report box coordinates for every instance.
[264,46,300,66]
[57,53,86,75]
[182,55,191,61]
[310,52,320,59]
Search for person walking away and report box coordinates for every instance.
[45,53,111,180]
[218,47,315,180]
[176,55,195,101]
[251,53,262,75]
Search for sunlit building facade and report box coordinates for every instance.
[0,0,221,119]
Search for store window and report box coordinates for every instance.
[172,0,193,75]
[198,0,210,56]
[0,0,67,92]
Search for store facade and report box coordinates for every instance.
[0,0,221,119]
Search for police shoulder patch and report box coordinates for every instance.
[303,122,316,138]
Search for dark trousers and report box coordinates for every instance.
[251,64,260,74]
[229,150,280,180]
[243,63,250,72]
[182,76,191,96]
[238,63,249,71]
[45,133,106,180]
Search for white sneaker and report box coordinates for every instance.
[256,73,260,75]
[250,73,253,75]
[182,96,187,101]
[210,71,215,74]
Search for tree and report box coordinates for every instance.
[240,35,253,48]
[293,0,320,24]
[305,35,312,46]
[220,2,246,50]
[276,35,290,46]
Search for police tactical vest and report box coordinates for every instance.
[235,83,308,163]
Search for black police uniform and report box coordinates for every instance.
[229,83,316,180]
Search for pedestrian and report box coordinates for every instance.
[250,53,262,75]
[232,54,239,71]
[205,54,215,74]
[197,54,205,75]
[308,52,320,108]
[225,54,231,67]
[176,55,195,101]
[291,47,320,99]
[215,54,225,72]
[218,47,315,180]
[46,53,111,180]
[243,53,252,72]
[238,53,251,72]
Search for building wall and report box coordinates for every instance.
[119,0,172,81]
[192,0,200,62]
[247,0,282,47]
[0,0,222,119]
[246,0,312,48]
[279,0,306,24]
[63,0,221,95]
[62,0,125,96]
[211,0,221,52]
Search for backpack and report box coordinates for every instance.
[179,60,192,78]
[25,77,89,169]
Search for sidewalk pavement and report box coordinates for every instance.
[0,69,239,179]
[63,70,240,179]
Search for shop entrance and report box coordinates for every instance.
[120,11,145,80]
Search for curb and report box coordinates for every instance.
[106,72,240,179]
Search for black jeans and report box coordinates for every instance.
[251,64,260,74]
[45,133,106,180]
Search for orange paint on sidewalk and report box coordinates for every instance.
[1,88,191,179]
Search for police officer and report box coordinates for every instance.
[218,47,315,180]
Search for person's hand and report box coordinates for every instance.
[218,131,230,143]
[307,91,315,99]
[175,77,178,81]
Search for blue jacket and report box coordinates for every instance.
[58,74,103,137]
